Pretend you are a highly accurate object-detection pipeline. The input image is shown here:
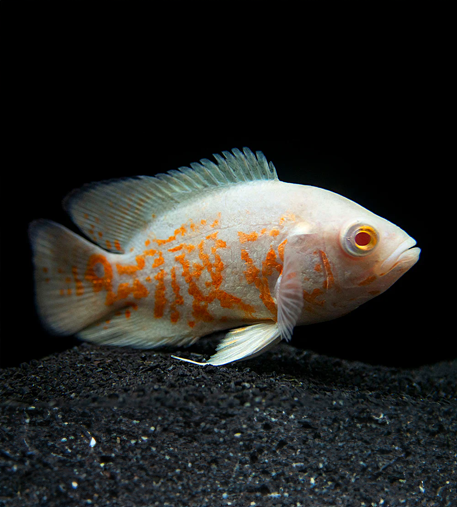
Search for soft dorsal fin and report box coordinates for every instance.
[64,148,278,253]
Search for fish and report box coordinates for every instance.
[29,148,420,366]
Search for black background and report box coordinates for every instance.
[1,6,453,368]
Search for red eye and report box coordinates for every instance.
[355,231,371,247]
[341,223,378,257]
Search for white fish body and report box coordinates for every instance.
[30,149,420,365]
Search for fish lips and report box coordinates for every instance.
[379,237,421,276]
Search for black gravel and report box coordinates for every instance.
[1,341,456,507]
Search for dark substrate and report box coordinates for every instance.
[1,341,456,507]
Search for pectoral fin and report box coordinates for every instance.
[275,232,306,341]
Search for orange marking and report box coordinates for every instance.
[262,247,282,277]
[238,231,259,243]
[175,234,255,327]
[210,215,220,228]
[278,239,288,263]
[168,243,195,253]
[65,277,72,284]
[303,288,325,307]
[125,309,131,319]
[319,250,335,290]
[85,254,149,306]
[116,255,146,275]
[72,266,84,296]
[170,266,184,323]
[154,270,167,319]
[241,249,277,317]
[155,225,187,246]
[279,213,296,225]
[106,240,112,250]
[200,219,207,226]
[42,267,48,273]
[269,229,280,237]
[114,240,122,251]
[358,275,377,286]
[145,239,151,246]
[314,263,322,273]
[152,251,165,268]
[98,231,103,238]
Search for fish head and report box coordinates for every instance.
[311,193,420,314]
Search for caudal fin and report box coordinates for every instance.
[29,220,114,335]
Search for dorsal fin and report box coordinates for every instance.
[63,148,278,253]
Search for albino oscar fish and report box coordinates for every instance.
[30,148,420,366]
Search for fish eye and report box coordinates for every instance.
[341,223,378,257]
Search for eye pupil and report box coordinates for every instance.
[355,231,371,247]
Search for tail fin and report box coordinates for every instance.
[29,220,114,335]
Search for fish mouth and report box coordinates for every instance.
[379,237,421,275]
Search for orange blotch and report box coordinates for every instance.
[200,219,207,226]
[303,288,325,307]
[116,255,146,276]
[262,248,282,277]
[240,249,277,317]
[114,240,122,251]
[152,251,165,268]
[314,263,322,273]
[319,250,335,290]
[42,267,48,273]
[154,270,167,319]
[125,309,131,319]
[145,239,151,246]
[175,234,255,327]
[238,231,259,243]
[98,231,103,238]
[168,243,195,253]
[170,266,184,323]
[105,240,112,250]
[269,229,280,237]
[358,275,377,286]
[277,239,288,263]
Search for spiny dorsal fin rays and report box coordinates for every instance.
[64,148,278,254]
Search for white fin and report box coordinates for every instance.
[205,323,282,366]
[63,148,278,253]
[29,220,115,335]
[275,232,306,341]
